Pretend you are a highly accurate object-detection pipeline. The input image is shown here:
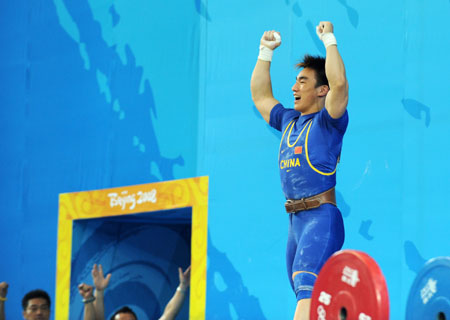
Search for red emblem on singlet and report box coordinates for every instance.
[294,146,303,154]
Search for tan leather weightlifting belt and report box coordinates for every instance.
[285,187,336,213]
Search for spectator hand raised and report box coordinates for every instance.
[91,264,111,291]
[0,282,8,299]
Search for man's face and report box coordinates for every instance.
[22,298,50,320]
[291,68,327,114]
[114,312,137,320]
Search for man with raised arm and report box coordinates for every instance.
[78,283,96,320]
[77,264,111,320]
[0,282,52,320]
[251,22,349,320]
[79,264,190,320]
[158,266,190,320]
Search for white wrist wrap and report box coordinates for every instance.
[258,45,274,61]
[258,33,281,62]
[321,32,337,48]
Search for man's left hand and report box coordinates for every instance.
[92,264,111,291]
[316,21,334,39]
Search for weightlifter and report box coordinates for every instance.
[250,21,349,320]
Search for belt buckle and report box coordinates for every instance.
[285,199,293,213]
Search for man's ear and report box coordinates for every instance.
[317,85,329,97]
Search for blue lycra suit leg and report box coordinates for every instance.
[287,204,345,300]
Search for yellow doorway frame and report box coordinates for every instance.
[55,176,208,319]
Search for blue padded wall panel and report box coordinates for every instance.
[70,210,191,320]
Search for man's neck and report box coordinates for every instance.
[300,103,324,115]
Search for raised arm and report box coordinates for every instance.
[78,283,96,320]
[159,266,191,320]
[0,282,8,320]
[316,22,349,119]
[250,31,282,124]
[91,264,111,320]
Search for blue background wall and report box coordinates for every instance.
[1,0,449,319]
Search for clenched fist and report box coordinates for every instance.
[0,282,8,299]
[316,21,334,40]
[260,30,281,50]
[78,283,94,299]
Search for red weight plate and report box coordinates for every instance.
[310,250,389,320]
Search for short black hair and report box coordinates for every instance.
[21,289,51,310]
[296,54,328,87]
[110,306,138,320]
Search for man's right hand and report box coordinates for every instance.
[78,283,94,299]
[0,282,8,299]
[260,31,281,50]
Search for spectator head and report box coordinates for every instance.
[110,306,138,320]
[21,289,51,320]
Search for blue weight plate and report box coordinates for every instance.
[406,257,450,320]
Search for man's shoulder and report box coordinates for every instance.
[316,107,349,133]
[269,103,300,130]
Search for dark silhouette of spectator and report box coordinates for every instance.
[78,264,190,320]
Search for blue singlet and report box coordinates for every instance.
[269,103,348,301]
